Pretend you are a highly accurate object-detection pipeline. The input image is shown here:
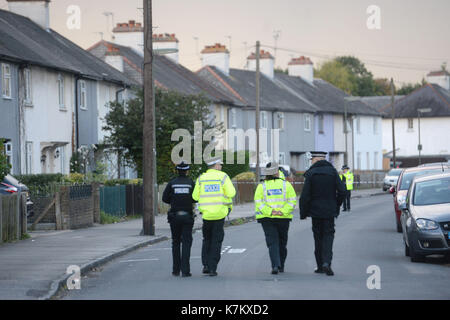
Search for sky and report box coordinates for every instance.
[1,0,449,86]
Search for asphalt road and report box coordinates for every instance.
[61,194,450,300]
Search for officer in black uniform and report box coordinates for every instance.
[162,162,196,277]
[299,151,346,276]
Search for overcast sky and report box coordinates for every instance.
[1,0,449,85]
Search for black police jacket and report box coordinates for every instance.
[299,160,346,219]
[162,175,196,214]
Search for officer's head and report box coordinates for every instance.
[176,161,190,176]
[206,156,223,171]
[342,165,349,173]
[310,151,327,165]
[263,162,279,180]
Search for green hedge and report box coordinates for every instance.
[15,174,65,186]
[103,178,143,186]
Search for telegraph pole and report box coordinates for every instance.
[391,78,396,168]
[255,41,261,182]
[143,0,155,235]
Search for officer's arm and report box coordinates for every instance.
[162,181,172,204]
[254,184,273,216]
[336,174,347,206]
[192,178,200,202]
[223,175,236,199]
[190,180,198,203]
[299,175,312,219]
[281,182,297,215]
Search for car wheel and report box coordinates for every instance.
[410,245,425,263]
[404,241,410,257]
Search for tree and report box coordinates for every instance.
[315,60,356,94]
[0,139,11,181]
[373,78,391,96]
[397,78,427,95]
[103,88,216,183]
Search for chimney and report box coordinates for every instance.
[104,43,124,72]
[7,0,50,30]
[247,50,275,80]
[112,20,144,55]
[201,43,230,76]
[288,56,314,83]
[153,33,179,64]
[426,70,450,91]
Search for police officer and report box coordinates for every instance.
[340,165,354,211]
[162,161,196,277]
[300,152,346,276]
[255,162,297,274]
[192,156,236,276]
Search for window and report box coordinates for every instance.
[357,152,361,170]
[260,111,268,129]
[26,142,33,174]
[304,114,311,131]
[231,108,237,128]
[24,68,32,105]
[4,141,12,172]
[374,152,378,170]
[318,114,324,134]
[279,152,286,165]
[79,80,87,110]
[58,74,65,110]
[276,112,284,130]
[373,117,378,134]
[407,118,414,131]
[366,152,370,170]
[356,116,361,134]
[2,63,12,99]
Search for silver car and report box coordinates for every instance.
[383,168,402,191]
[400,172,450,262]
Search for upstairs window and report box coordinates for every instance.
[276,112,284,130]
[407,118,414,131]
[260,111,268,129]
[318,114,324,134]
[2,63,12,99]
[58,74,65,110]
[79,80,87,110]
[231,108,237,128]
[304,114,311,132]
[24,68,32,105]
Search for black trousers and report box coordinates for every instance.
[343,190,351,210]
[260,218,290,269]
[169,214,194,275]
[312,218,335,268]
[202,218,225,272]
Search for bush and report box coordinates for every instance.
[232,171,255,182]
[16,174,65,186]
[100,211,121,224]
[64,173,85,184]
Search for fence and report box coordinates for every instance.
[100,185,126,217]
[0,194,27,244]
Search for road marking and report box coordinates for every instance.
[228,248,246,254]
[221,246,232,254]
[142,248,171,251]
[119,258,159,263]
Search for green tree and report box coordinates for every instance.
[316,60,356,94]
[0,139,11,181]
[103,88,216,183]
[397,78,427,95]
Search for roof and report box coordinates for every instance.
[379,83,450,118]
[427,70,450,77]
[0,9,136,86]
[359,95,405,116]
[88,41,238,105]
[197,66,318,113]
[274,73,381,116]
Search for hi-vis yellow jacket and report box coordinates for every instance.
[340,171,354,191]
[254,178,297,220]
[192,169,236,221]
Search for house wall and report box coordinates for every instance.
[21,66,73,174]
[97,81,121,144]
[315,113,334,155]
[0,61,21,174]
[353,115,383,170]
[333,114,354,170]
[77,79,98,147]
[382,117,450,158]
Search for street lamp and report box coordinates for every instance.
[417,108,431,165]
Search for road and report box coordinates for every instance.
[61,194,450,300]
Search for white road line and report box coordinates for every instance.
[228,248,247,254]
[119,258,160,263]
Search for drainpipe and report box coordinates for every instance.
[75,76,80,150]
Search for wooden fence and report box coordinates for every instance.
[0,194,27,244]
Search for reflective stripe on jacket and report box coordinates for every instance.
[254,178,297,220]
[343,171,354,190]
[192,169,236,220]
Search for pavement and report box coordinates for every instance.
[0,188,385,300]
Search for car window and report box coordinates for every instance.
[388,169,402,176]
[3,175,20,186]
[413,177,450,206]
[399,169,443,190]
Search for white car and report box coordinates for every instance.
[383,169,403,191]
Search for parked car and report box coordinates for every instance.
[390,164,450,233]
[400,172,450,262]
[382,168,403,191]
[0,174,34,217]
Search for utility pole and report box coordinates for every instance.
[344,99,348,166]
[391,79,396,168]
[255,41,261,183]
[143,0,155,236]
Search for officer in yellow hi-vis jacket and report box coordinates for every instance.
[254,162,297,274]
[339,165,354,211]
[192,156,236,276]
